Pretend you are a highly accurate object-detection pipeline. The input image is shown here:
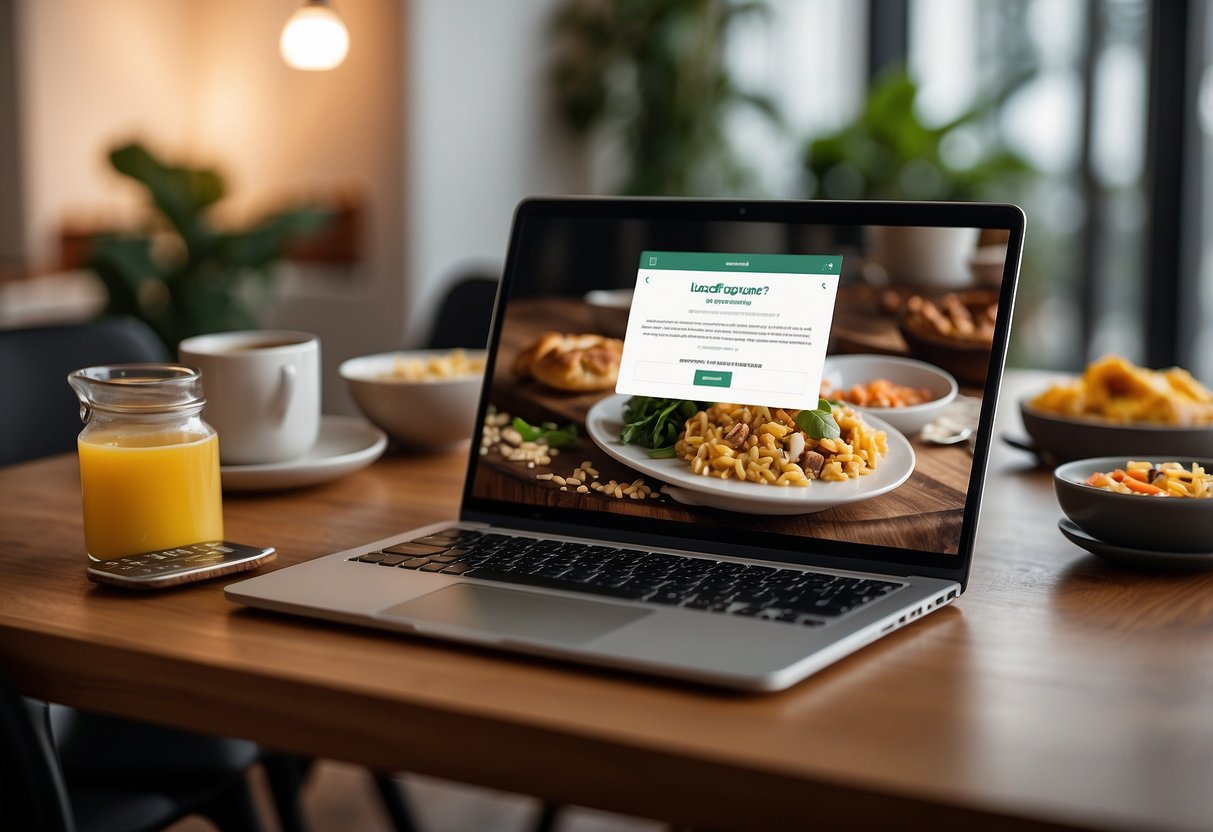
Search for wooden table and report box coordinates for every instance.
[2,370,1212,832]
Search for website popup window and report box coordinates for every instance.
[618,252,841,410]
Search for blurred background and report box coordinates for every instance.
[0,0,1209,414]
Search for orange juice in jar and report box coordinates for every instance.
[69,365,223,561]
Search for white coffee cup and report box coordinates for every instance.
[178,330,320,465]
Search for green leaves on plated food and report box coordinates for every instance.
[513,417,579,448]
[795,397,841,441]
[620,397,705,458]
[620,396,838,455]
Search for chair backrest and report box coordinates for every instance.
[0,317,169,466]
[0,667,76,832]
[426,274,500,350]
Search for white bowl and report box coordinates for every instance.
[339,350,486,450]
[821,354,958,436]
[583,288,633,338]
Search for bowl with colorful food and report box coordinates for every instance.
[1022,355,1213,463]
[341,349,487,449]
[820,354,958,436]
[1053,457,1213,553]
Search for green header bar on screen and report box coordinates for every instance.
[639,251,842,274]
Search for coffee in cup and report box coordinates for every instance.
[178,330,320,465]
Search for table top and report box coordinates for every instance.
[2,369,1211,832]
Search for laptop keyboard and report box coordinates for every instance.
[351,528,904,626]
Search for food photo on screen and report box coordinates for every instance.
[470,219,1010,557]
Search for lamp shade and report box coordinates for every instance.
[280,1,349,71]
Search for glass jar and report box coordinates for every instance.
[68,364,223,561]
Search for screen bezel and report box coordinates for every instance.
[459,197,1025,589]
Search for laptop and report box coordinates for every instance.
[226,198,1024,692]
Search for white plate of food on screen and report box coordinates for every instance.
[585,394,914,515]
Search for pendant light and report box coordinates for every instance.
[280,0,349,71]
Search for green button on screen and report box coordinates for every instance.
[693,369,733,388]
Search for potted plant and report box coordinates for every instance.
[804,68,1032,202]
[548,0,781,196]
[804,70,1033,288]
[88,142,331,350]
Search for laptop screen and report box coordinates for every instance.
[463,199,1023,580]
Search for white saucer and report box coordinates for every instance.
[221,415,387,492]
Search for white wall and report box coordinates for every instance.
[189,0,406,414]
[728,0,867,197]
[401,0,865,341]
[404,0,583,344]
[14,0,405,414]
[16,0,195,264]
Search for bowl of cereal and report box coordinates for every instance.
[1022,356,1213,463]
[898,289,998,385]
[1053,457,1213,553]
[340,349,487,449]
[820,354,958,436]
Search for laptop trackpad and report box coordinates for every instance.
[378,584,650,646]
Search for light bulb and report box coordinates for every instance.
[280,1,349,71]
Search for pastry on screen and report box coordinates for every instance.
[513,332,624,392]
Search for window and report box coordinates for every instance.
[904,0,1207,379]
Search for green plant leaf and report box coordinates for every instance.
[804,67,1036,201]
[89,236,159,320]
[619,396,705,452]
[795,400,841,441]
[548,0,779,196]
[90,140,334,351]
[216,207,333,269]
[513,417,579,448]
[109,143,223,249]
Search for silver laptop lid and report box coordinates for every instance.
[461,198,1024,588]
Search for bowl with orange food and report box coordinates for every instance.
[1053,457,1213,554]
[1022,355,1213,463]
[820,354,958,436]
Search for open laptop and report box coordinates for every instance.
[227,198,1024,692]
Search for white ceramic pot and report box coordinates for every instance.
[867,225,980,289]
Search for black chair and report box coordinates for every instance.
[0,317,285,831]
[426,273,500,350]
[0,317,170,466]
[0,664,75,832]
[0,665,265,832]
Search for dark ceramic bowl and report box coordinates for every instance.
[1022,401,1213,464]
[1053,457,1213,553]
[897,289,997,386]
[897,323,992,387]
